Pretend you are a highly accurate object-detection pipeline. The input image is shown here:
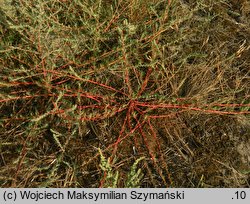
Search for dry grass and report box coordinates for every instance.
[0,0,249,187]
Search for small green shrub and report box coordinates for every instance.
[99,148,144,188]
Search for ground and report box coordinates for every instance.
[0,0,249,187]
